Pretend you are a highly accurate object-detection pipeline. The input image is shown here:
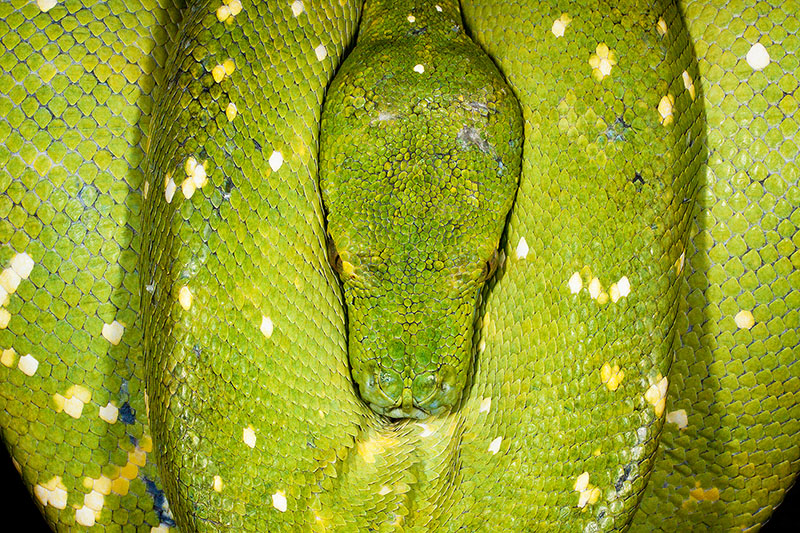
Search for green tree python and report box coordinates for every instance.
[1,0,798,531]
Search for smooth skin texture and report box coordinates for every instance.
[0,0,798,531]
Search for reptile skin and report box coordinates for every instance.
[0,0,797,531]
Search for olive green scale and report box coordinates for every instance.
[0,0,798,532]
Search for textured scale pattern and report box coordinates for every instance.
[0,0,797,532]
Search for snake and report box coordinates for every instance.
[1,0,798,531]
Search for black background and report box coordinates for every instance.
[1,441,797,531]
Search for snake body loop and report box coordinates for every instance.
[0,0,798,531]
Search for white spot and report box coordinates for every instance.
[216,4,230,21]
[479,396,492,413]
[1,348,15,367]
[551,14,571,37]
[151,526,171,533]
[164,177,176,203]
[18,354,38,376]
[488,436,502,454]
[192,162,208,187]
[407,14,415,23]
[143,181,150,199]
[515,237,529,259]
[101,321,125,345]
[37,0,57,12]
[84,490,104,511]
[568,272,582,294]
[315,44,327,61]
[184,156,197,176]
[99,403,119,424]
[228,0,242,15]
[243,425,256,448]
[179,286,192,311]
[291,0,304,17]
[413,64,425,73]
[735,310,754,329]
[617,276,631,297]
[0,268,21,294]
[0,308,9,329]
[269,150,284,172]
[435,5,442,12]
[378,485,392,496]
[574,472,590,492]
[415,423,434,438]
[588,277,602,299]
[260,315,274,338]
[676,250,686,274]
[182,178,196,199]
[213,475,224,492]
[34,476,68,509]
[666,409,688,429]
[10,253,34,280]
[272,490,287,512]
[644,375,668,417]
[658,94,675,126]
[746,43,770,70]
[75,505,96,527]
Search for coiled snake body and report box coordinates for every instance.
[0,0,798,531]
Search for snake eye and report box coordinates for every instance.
[482,250,499,281]
[327,236,344,274]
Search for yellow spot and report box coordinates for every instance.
[164,175,176,203]
[315,44,327,61]
[99,402,119,424]
[54,384,91,419]
[223,58,235,75]
[488,436,502,454]
[658,94,675,126]
[666,409,688,429]
[178,286,192,310]
[589,43,616,81]
[216,5,230,21]
[588,277,602,300]
[111,476,130,495]
[226,102,237,121]
[746,43,770,70]
[0,269,20,295]
[212,64,226,83]
[551,13,571,37]
[151,526,171,533]
[37,0,57,12]
[272,490,288,512]
[596,291,609,305]
[735,310,754,329]
[0,308,9,329]
[260,315,274,338]
[143,180,150,199]
[656,17,667,35]
[102,320,125,345]
[644,375,668,417]
[378,485,392,496]
[341,260,355,277]
[574,472,601,508]
[357,434,396,464]
[479,396,492,413]
[1,348,15,367]
[192,162,208,188]
[291,0,304,17]
[516,237,529,259]
[407,14,416,23]
[683,483,721,508]
[681,71,695,101]
[568,272,582,294]
[269,150,283,172]
[18,354,39,376]
[34,476,68,509]
[413,64,425,73]
[593,448,601,456]
[243,425,257,448]
[600,362,625,391]
[213,475,224,492]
